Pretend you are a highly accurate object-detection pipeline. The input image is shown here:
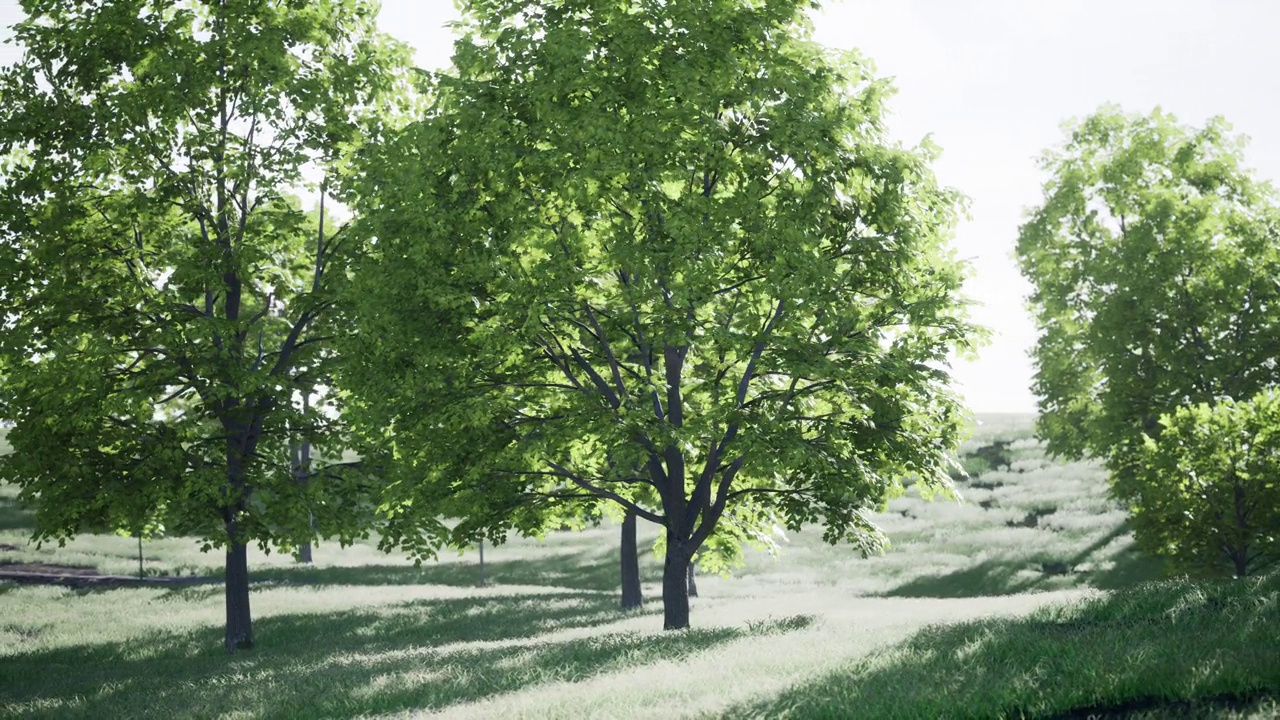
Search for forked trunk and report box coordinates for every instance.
[661,533,692,630]
[620,509,643,609]
[224,539,253,651]
[686,560,698,598]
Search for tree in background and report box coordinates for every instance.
[1135,392,1280,577]
[340,0,978,629]
[0,0,412,651]
[1017,107,1280,482]
[620,508,644,609]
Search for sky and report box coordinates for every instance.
[3,0,1279,413]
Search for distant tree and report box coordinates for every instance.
[339,0,978,630]
[1135,392,1280,577]
[1017,106,1280,488]
[0,0,412,651]
[620,509,643,610]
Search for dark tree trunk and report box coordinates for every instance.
[620,509,643,609]
[137,533,144,579]
[224,537,253,651]
[291,402,314,565]
[661,532,692,630]
[1229,543,1250,577]
[686,560,698,598]
[477,539,489,587]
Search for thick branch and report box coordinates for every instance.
[545,461,665,524]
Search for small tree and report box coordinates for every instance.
[1135,392,1280,577]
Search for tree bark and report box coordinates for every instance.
[686,559,697,598]
[223,442,254,652]
[291,398,314,564]
[661,531,692,630]
[621,509,643,609]
[477,539,489,587]
[224,537,253,651]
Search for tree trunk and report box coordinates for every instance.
[661,532,692,630]
[477,539,488,587]
[686,559,697,598]
[620,509,643,610]
[224,538,253,651]
[291,401,314,564]
[137,533,144,579]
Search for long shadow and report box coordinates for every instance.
[732,574,1280,718]
[1,591,797,719]
[251,548,663,594]
[883,559,1034,598]
[883,521,1168,599]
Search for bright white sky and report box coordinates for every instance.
[3,0,1278,413]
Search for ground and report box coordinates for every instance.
[0,416,1277,718]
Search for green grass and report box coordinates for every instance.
[729,573,1280,719]
[1,414,1277,718]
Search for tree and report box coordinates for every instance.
[1135,392,1280,577]
[1016,106,1280,500]
[339,0,978,630]
[620,508,644,610]
[0,0,412,651]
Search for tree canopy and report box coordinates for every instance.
[1016,106,1280,471]
[340,0,980,629]
[1016,106,1280,578]
[1135,391,1280,577]
[0,0,413,650]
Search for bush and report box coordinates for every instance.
[1129,390,1280,577]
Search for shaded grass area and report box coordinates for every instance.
[730,573,1280,719]
[0,484,33,533]
[1,582,812,719]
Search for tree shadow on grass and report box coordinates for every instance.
[251,547,663,594]
[1,591,802,719]
[733,574,1280,719]
[883,522,1168,599]
[0,491,34,532]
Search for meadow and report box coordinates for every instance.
[1,416,1277,718]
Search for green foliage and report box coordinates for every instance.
[1016,106,1280,474]
[1133,392,1280,577]
[340,0,980,596]
[0,0,414,648]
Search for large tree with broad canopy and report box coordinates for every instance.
[339,0,980,629]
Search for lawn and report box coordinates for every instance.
[2,416,1278,718]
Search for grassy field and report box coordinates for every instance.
[1,416,1278,718]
